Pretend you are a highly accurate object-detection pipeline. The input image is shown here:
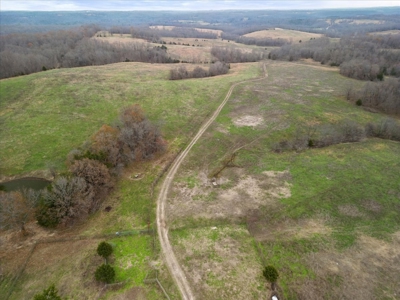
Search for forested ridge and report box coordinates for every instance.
[0,25,180,79]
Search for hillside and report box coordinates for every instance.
[244,28,323,42]
[0,61,261,299]
[1,8,400,299]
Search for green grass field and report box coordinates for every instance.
[0,62,260,176]
[0,61,261,299]
[168,60,400,299]
[2,57,400,299]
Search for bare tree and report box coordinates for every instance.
[69,158,113,212]
[0,191,34,234]
[44,177,92,225]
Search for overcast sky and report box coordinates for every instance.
[1,0,399,11]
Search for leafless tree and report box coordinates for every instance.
[42,176,92,225]
[0,191,34,234]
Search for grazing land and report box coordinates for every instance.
[166,60,400,299]
[244,28,323,42]
[370,29,400,35]
[0,62,259,178]
[149,25,223,37]
[93,32,268,63]
[0,61,261,299]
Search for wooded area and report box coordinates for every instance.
[0,25,178,79]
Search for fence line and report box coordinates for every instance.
[5,242,37,300]
[3,229,152,300]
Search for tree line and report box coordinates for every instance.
[211,46,268,63]
[169,61,229,80]
[0,105,166,231]
[0,25,179,79]
[269,34,400,79]
[347,78,400,115]
[221,32,289,47]
[272,117,400,153]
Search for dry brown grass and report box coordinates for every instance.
[334,19,385,25]
[300,232,400,300]
[171,225,267,300]
[370,29,400,35]
[166,168,291,227]
[92,32,267,63]
[149,26,222,37]
[244,28,322,42]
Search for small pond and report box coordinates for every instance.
[0,177,51,192]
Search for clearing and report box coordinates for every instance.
[244,28,323,42]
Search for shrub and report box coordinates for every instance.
[33,284,63,300]
[97,241,113,258]
[365,118,400,141]
[356,99,362,106]
[36,204,59,228]
[263,265,279,283]
[95,264,115,283]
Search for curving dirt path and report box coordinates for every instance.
[156,63,268,300]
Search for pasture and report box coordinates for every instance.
[0,61,260,299]
[244,28,323,42]
[166,60,400,299]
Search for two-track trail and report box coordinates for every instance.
[156,63,267,300]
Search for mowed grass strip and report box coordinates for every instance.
[0,62,260,176]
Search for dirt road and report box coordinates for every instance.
[156,63,268,300]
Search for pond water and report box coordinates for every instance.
[0,177,51,192]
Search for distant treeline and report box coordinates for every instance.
[269,35,400,80]
[169,61,229,80]
[0,25,178,79]
[2,9,400,37]
[108,26,218,41]
[221,32,289,47]
[211,46,268,63]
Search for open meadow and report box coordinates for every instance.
[166,60,400,299]
[0,61,259,178]
[0,60,261,299]
[243,28,323,43]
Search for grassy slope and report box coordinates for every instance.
[0,62,259,176]
[170,60,400,299]
[1,62,260,300]
[243,28,323,42]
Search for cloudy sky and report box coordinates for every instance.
[1,0,399,11]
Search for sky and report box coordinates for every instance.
[1,0,399,11]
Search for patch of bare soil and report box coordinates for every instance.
[232,115,264,127]
[166,169,291,225]
[171,226,266,300]
[300,233,400,300]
